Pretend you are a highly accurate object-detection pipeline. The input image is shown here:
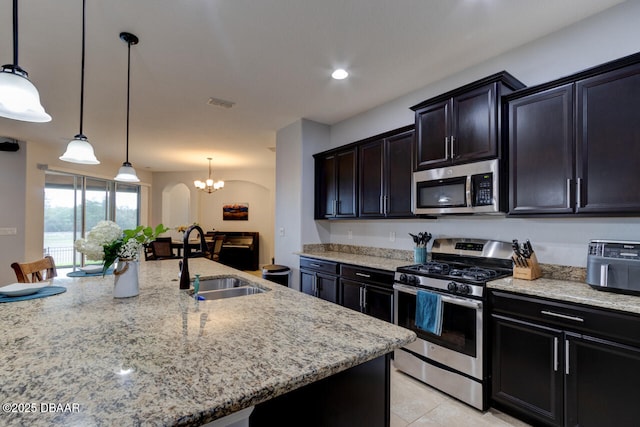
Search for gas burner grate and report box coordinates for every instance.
[450,266,498,281]
[418,262,450,275]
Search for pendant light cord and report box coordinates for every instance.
[12,0,18,65]
[79,0,86,135]
[125,36,131,164]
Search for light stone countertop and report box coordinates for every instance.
[298,250,412,272]
[488,277,640,315]
[299,249,640,315]
[0,258,415,427]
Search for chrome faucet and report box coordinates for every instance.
[179,225,209,289]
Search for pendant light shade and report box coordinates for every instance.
[60,134,99,164]
[114,32,139,183]
[0,0,51,122]
[60,0,99,164]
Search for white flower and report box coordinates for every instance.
[74,221,123,261]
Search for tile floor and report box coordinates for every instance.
[390,367,531,427]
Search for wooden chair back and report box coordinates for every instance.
[11,256,57,283]
[211,234,225,261]
[151,237,177,259]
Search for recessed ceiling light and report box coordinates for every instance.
[331,69,349,80]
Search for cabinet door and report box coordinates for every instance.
[341,279,363,312]
[415,99,451,169]
[359,139,384,217]
[300,269,316,296]
[491,315,564,427]
[316,155,337,218]
[385,129,415,218]
[335,149,357,217]
[576,63,640,213]
[565,333,640,427]
[364,285,393,323]
[508,84,574,214]
[317,273,339,303]
[452,83,498,163]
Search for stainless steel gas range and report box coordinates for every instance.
[393,238,513,411]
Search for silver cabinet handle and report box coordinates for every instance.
[576,177,583,208]
[600,264,609,287]
[379,195,384,215]
[553,337,559,372]
[383,195,388,215]
[541,310,584,323]
[362,287,367,311]
[309,263,321,268]
[355,272,371,278]
[450,135,455,159]
[566,179,572,209]
[444,136,449,159]
[565,340,570,375]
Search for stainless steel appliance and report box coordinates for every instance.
[393,238,513,410]
[412,159,502,215]
[587,239,640,295]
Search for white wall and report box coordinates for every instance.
[0,141,26,285]
[151,167,276,268]
[290,0,640,269]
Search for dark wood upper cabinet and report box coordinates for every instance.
[508,84,574,214]
[575,63,640,213]
[315,148,357,219]
[506,53,640,215]
[411,72,525,170]
[359,127,415,218]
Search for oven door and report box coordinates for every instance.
[393,283,483,380]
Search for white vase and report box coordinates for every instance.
[113,259,139,298]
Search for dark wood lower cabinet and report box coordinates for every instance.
[565,333,640,427]
[341,279,393,323]
[250,353,391,427]
[492,315,564,426]
[491,290,640,427]
[300,269,339,303]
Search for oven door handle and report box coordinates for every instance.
[393,284,482,309]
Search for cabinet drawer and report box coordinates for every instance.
[491,290,640,347]
[340,264,393,288]
[300,257,339,275]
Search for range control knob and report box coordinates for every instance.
[407,275,418,285]
[399,273,408,283]
[447,282,457,292]
[457,284,471,295]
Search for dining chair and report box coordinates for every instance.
[150,237,179,260]
[11,256,57,283]
[210,234,226,261]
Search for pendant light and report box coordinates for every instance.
[59,0,99,164]
[114,32,140,183]
[194,157,225,193]
[0,0,51,122]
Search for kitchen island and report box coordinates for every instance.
[0,258,415,426]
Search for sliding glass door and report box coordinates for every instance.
[43,172,140,268]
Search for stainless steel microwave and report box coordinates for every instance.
[412,159,501,215]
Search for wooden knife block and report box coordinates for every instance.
[513,253,542,280]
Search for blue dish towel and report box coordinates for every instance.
[415,289,443,335]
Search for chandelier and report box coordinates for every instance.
[194,157,224,193]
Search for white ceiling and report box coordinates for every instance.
[0,0,625,172]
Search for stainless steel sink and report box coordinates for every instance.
[193,276,269,300]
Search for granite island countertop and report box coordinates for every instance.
[0,258,415,427]
[488,276,640,315]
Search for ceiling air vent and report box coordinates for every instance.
[207,97,235,109]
